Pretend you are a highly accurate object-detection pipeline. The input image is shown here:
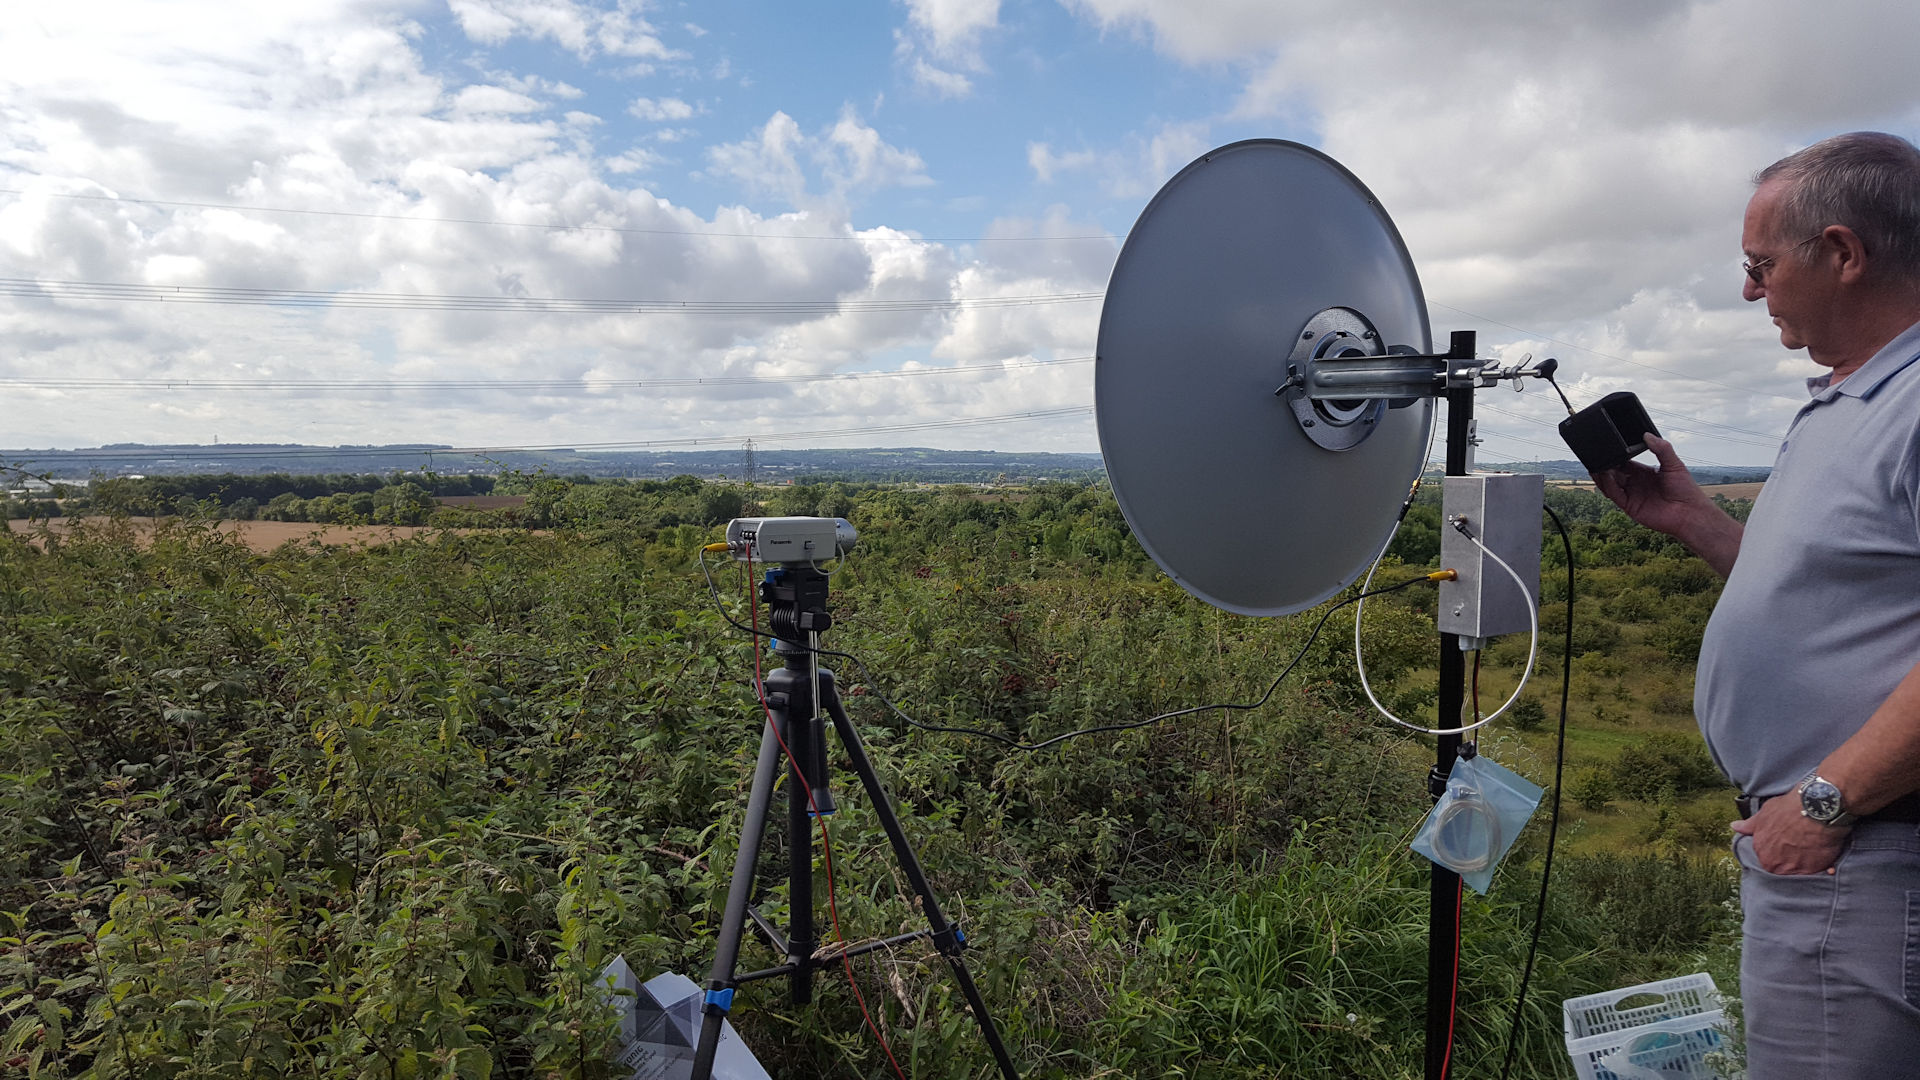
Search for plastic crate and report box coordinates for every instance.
[1563,973,1726,1080]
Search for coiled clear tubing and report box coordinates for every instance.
[1427,789,1501,872]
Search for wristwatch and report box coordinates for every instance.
[1797,770,1857,827]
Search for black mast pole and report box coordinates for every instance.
[1425,333,1475,1080]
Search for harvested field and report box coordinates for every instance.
[8,517,449,553]
[1552,479,1763,501]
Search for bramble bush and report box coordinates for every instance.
[0,485,1740,1078]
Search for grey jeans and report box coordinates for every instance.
[1736,820,1920,1079]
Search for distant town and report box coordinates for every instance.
[2,443,1771,488]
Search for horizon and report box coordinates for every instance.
[4,439,1771,484]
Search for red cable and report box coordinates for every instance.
[1441,877,1463,1079]
[1439,652,1480,1079]
[746,557,910,1080]
[1472,650,1482,725]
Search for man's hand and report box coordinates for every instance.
[1732,794,1849,875]
[1593,435,1744,577]
[1594,434,1713,533]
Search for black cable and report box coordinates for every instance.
[1542,372,1577,416]
[1498,504,1574,1079]
[698,546,1440,752]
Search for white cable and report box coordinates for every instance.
[1355,521,1540,736]
[1350,395,1441,726]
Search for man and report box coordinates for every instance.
[1596,131,1920,1077]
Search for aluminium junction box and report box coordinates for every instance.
[1437,473,1543,643]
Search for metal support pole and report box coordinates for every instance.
[1425,375,1474,1080]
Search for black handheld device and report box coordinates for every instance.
[1558,391,1659,473]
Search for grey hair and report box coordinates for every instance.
[1755,131,1920,284]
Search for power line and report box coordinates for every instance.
[1471,424,1747,472]
[4,276,1794,431]
[0,356,1095,392]
[1,266,1795,460]
[1426,298,1806,404]
[1476,401,1777,452]
[1494,354,1789,443]
[1640,404,1785,444]
[0,277,1103,315]
[0,187,1124,245]
[0,188,1812,414]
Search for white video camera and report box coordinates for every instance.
[723,516,858,564]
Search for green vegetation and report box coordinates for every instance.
[5,473,499,524]
[0,479,1740,1077]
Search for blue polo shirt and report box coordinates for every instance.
[1695,318,1920,797]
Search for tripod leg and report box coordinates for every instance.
[820,673,1022,1080]
[774,664,817,1007]
[692,710,787,1080]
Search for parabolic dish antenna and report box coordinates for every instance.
[1096,139,1433,615]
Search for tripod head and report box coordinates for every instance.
[723,516,856,655]
[761,565,832,655]
[711,515,866,815]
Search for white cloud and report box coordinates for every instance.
[894,0,999,99]
[606,147,665,173]
[910,59,973,100]
[824,108,935,192]
[706,107,933,208]
[496,72,585,100]
[447,0,681,60]
[1028,123,1206,197]
[450,84,546,116]
[0,2,1055,452]
[901,0,1000,54]
[978,208,1117,283]
[706,112,811,202]
[629,96,696,122]
[1027,142,1092,183]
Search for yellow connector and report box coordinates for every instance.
[703,542,732,553]
[1427,569,1458,582]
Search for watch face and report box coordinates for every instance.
[1802,778,1845,821]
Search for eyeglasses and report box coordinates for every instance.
[1743,232,1827,284]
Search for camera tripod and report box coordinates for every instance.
[691,564,1020,1080]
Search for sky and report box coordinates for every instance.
[4,0,1920,468]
